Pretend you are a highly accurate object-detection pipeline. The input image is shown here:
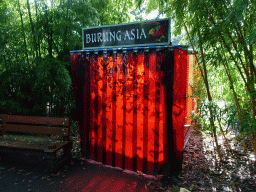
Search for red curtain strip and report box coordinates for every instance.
[70,49,188,175]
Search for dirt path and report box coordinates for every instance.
[0,128,255,191]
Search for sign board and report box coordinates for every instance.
[82,19,171,50]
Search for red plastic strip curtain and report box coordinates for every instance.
[70,48,188,175]
[71,51,168,175]
[186,54,196,126]
[172,49,188,161]
[190,54,196,113]
[71,53,91,159]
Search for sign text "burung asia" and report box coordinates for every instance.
[85,28,147,43]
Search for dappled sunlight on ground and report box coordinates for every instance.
[185,129,256,191]
[70,122,256,191]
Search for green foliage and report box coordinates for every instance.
[143,0,256,144]
[35,56,71,116]
[0,56,37,115]
[0,0,133,118]
[36,57,70,95]
[135,0,144,9]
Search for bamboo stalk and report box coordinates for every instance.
[208,10,256,125]
[248,134,256,159]
[218,52,248,152]
[241,132,247,152]
[17,0,29,66]
[196,16,222,162]
[217,116,232,152]
[26,0,37,61]
[182,16,223,161]
[221,0,256,118]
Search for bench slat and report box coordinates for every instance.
[0,124,69,136]
[0,114,72,173]
[0,139,70,151]
[0,114,69,127]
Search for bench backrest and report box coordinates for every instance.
[0,114,70,140]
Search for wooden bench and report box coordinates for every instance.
[0,114,72,173]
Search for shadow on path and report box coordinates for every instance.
[0,158,156,192]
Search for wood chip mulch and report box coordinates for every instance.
[149,130,256,191]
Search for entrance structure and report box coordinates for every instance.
[70,19,195,176]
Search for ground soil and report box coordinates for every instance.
[69,123,256,191]
[1,123,255,191]
[58,123,256,191]
[147,130,256,191]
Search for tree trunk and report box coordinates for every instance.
[219,51,247,152]
[34,0,41,62]
[44,3,53,58]
[17,0,29,66]
[196,16,222,161]
[27,0,38,65]
[248,134,256,159]
[217,116,232,152]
